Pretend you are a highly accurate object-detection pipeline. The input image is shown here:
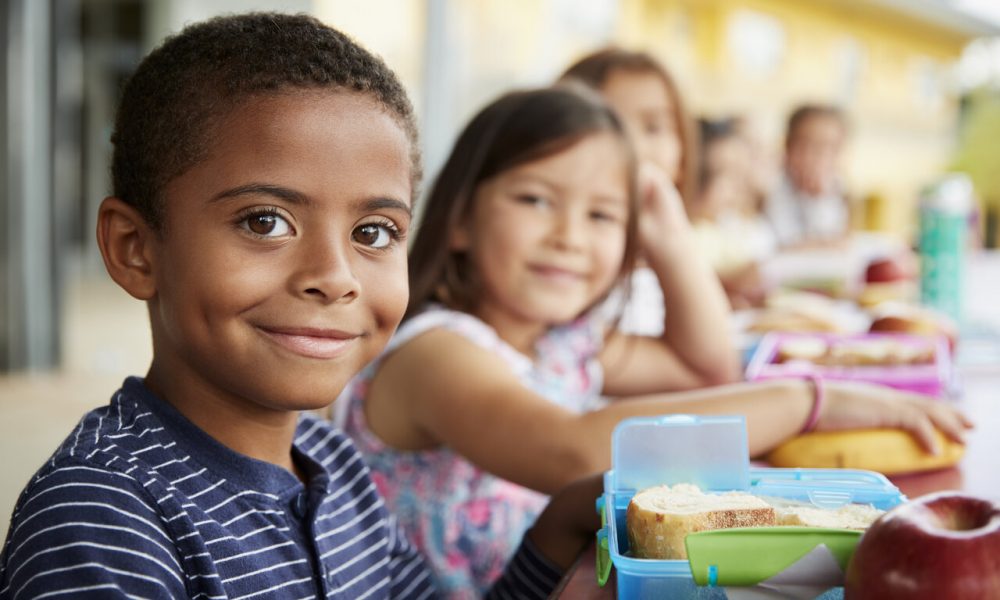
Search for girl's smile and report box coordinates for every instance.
[527,263,588,286]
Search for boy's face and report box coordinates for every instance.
[145,91,412,413]
[786,114,845,197]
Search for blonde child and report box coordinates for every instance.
[560,48,739,385]
[0,14,598,599]
[339,85,971,597]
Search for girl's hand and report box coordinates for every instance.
[637,161,693,258]
[816,381,973,454]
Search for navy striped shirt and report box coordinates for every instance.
[0,378,562,599]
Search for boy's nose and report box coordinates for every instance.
[292,235,361,303]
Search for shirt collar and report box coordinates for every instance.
[121,376,311,499]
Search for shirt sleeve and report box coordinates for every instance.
[0,460,188,599]
[485,537,564,600]
[384,515,436,599]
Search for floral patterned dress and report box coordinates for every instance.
[338,304,605,598]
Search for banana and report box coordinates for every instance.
[767,428,964,475]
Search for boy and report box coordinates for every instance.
[0,13,594,599]
[765,104,850,248]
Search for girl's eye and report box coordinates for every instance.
[590,210,620,223]
[515,193,550,207]
[241,211,291,238]
[645,119,675,136]
[353,223,398,249]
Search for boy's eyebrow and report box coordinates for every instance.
[211,184,309,205]
[361,197,412,217]
[210,184,412,216]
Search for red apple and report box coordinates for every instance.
[865,258,908,283]
[845,491,1000,599]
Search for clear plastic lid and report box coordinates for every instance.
[609,415,750,493]
[608,416,905,511]
[749,467,904,507]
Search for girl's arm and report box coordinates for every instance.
[366,329,971,495]
[601,164,740,396]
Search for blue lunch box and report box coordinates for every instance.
[596,415,906,599]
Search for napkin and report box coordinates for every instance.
[723,544,845,600]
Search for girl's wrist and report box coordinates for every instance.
[642,231,698,271]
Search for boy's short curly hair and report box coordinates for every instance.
[111,12,420,231]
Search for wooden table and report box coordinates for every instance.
[554,362,1000,598]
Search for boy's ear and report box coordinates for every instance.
[96,197,158,300]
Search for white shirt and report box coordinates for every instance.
[765,173,848,247]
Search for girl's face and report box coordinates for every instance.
[599,70,682,183]
[453,132,629,335]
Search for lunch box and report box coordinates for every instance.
[744,331,952,396]
[596,415,906,599]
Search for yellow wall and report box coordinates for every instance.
[311,0,978,240]
[617,0,972,240]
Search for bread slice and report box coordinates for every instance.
[775,503,884,529]
[776,337,829,363]
[626,484,776,559]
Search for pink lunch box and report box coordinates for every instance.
[744,332,952,397]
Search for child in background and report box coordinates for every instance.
[732,113,781,211]
[559,49,737,374]
[339,84,971,597]
[690,117,777,308]
[766,104,851,248]
[0,13,600,599]
[561,48,697,204]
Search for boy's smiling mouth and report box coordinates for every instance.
[256,325,361,360]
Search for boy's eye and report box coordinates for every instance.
[353,223,396,249]
[242,212,291,237]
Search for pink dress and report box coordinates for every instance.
[339,304,604,598]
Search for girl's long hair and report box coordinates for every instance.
[406,85,640,321]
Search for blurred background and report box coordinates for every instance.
[3,0,1000,537]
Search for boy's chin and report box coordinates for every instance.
[264,397,338,416]
[247,376,349,414]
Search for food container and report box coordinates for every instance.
[744,332,951,397]
[596,415,905,599]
